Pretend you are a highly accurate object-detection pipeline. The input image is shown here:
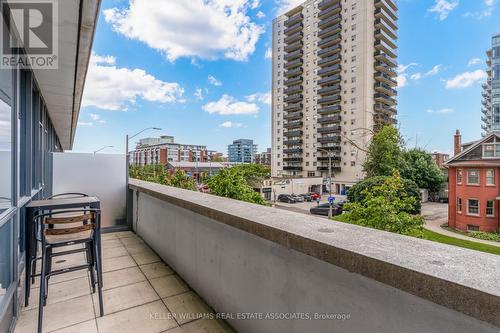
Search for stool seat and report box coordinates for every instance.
[45,230,92,244]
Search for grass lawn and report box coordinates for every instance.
[333,216,500,256]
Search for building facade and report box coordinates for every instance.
[446,131,500,233]
[271,0,398,193]
[0,0,99,329]
[131,135,209,165]
[255,148,272,166]
[228,139,258,163]
[481,33,500,135]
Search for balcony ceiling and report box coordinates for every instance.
[32,0,101,150]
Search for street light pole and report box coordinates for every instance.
[318,148,335,219]
[93,145,114,154]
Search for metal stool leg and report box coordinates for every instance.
[93,239,104,316]
[37,246,47,333]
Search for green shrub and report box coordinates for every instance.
[347,175,421,214]
[468,231,500,242]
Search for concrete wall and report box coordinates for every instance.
[52,152,126,228]
[130,180,500,333]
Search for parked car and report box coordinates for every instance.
[291,194,305,202]
[299,193,312,202]
[310,203,343,216]
[277,194,296,203]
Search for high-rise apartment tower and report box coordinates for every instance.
[481,33,500,135]
[271,0,398,193]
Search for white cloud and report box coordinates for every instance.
[465,0,495,18]
[426,108,454,114]
[428,0,459,20]
[89,113,105,123]
[445,70,487,89]
[397,63,418,74]
[396,74,408,88]
[219,121,243,128]
[203,94,259,115]
[265,47,272,59]
[104,0,264,62]
[468,58,482,66]
[277,0,306,15]
[78,121,93,127]
[194,88,204,100]
[250,0,260,9]
[425,64,442,77]
[82,53,184,111]
[256,11,265,19]
[246,92,271,105]
[410,73,422,81]
[208,75,222,86]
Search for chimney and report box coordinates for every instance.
[454,130,462,156]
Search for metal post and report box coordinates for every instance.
[328,152,332,219]
[125,135,130,227]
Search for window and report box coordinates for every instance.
[457,198,462,213]
[467,199,479,216]
[457,169,463,184]
[486,169,495,185]
[0,55,13,214]
[486,200,494,217]
[466,170,479,185]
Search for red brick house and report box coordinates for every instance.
[446,130,500,232]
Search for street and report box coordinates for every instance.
[272,195,347,216]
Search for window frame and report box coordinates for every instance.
[486,200,495,217]
[467,198,480,216]
[486,169,495,186]
[466,169,480,185]
[457,197,462,214]
[457,169,462,184]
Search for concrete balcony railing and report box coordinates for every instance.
[129,179,500,333]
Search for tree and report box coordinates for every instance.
[401,148,446,193]
[169,169,197,191]
[347,175,421,214]
[363,125,405,178]
[339,171,424,236]
[205,164,269,205]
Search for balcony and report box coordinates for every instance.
[318,136,341,143]
[283,157,303,162]
[318,105,341,115]
[375,29,397,49]
[284,84,303,94]
[283,166,303,171]
[284,120,303,129]
[375,71,398,86]
[317,155,341,161]
[284,67,303,78]
[374,7,397,31]
[284,75,303,86]
[284,93,303,103]
[318,126,341,134]
[318,0,341,10]
[317,23,342,39]
[318,14,341,30]
[283,130,303,137]
[375,82,397,96]
[374,18,397,40]
[317,166,342,172]
[318,64,341,77]
[284,13,303,27]
[317,33,341,48]
[317,44,341,58]
[374,103,397,115]
[284,22,303,35]
[375,0,398,14]
[284,58,303,69]
[318,3,341,20]
[284,40,303,53]
[284,49,303,61]
[375,93,397,106]
[318,74,341,86]
[283,110,303,119]
[317,54,341,67]
[375,40,397,59]
[374,50,397,68]
[375,61,397,78]
[284,31,303,44]
[317,115,342,123]
[317,84,341,96]
[284,103,303,112]
[283,139,303,145]
[283,148,303,154]
[318,94,341,105]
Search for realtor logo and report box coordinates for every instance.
[1,0,58,68]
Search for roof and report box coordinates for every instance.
[167,161,225,169]
[445,132,500,167]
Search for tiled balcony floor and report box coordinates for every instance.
[14,231,234,333]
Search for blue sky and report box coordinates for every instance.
[72,0,500,156]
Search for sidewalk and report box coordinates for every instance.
[422,202,500,248]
